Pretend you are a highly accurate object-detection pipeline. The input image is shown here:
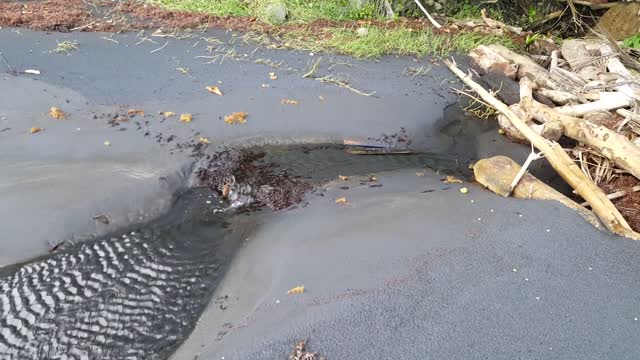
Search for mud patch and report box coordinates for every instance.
[194,148,313,211]
[0,0,91,32]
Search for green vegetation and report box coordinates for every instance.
[282,27,517,58]
[148,0,249,16]
[149,0,518,58]
[623,34,640,49]
[52,40,79,55]
[148,0,382,22]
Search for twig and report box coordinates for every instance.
[303,57,321,78]
[413,0,442,29]
[99,36,119,44]
[316,75,375,96]
[150,41,169,54]
[70,20,96,31]
[507,143,543,197]
[582,185,640,207]
[0,51,14,74]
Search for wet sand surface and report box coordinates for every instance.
[1,27,639,359]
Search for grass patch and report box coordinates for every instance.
[147,0,249,16]
[283,27,518,58]
[52,40,79,54]
[147,0,381,22]
[147,0,518,58]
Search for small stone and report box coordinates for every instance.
[588,267,593,271]
[433,2,443,11]
[206,200,211,204]
[525,278,529,281]
[536,297,540,300]
[262,1,288,25]
[275,299,280,304]
[490,209,494,213]
[512,268,518,272]
[477,217,482,221]
[546,229,551,233]
[356,27,369,37]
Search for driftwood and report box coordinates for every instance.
[522,87,640,181]
[474,155,602,229]
[487,44,565,91]
[445,59,640,239]
[556,91,634,116]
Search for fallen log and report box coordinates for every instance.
[521,84,640,181]
[487,44,565,91]
[555,91,634,116]
[474,155,602,229]
[444,58,640,239]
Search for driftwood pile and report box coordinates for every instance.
[446,37,640,239]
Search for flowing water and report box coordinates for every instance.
[0,108,512,359]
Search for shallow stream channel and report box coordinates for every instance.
[0,103,531,359]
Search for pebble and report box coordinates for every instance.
[206,200,211,204]
[512,268,518,272]
[536,297,540,300]
[524,278,529,281]
[546,229,551,232]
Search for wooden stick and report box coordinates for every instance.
[413,0,442,29]
[506,144,543,197]
[582,185,640,207]
[444,58,639,239]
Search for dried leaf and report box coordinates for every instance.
[127,108,144,117]
[368,175,377,182]
[104,140,111,146]
[338,175,349,181]
[222,184,230,198]
[269,72,277,80]
[281,98,299,105]
[287,285,305,295]
[460,187,469,194]
[180,113,193,123]
[199,137,210,144]
[29,127,42,134]
[443,176,463,184]
[335,197,349,205]
[162,111,175,118]
[49,107,65,119]
[206,86,223,96]
[224,112,247,125]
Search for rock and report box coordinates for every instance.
[597,3,640,41]
[356,27,369,37]
[424,0,434,6]
[561,39,600,81]
[434,2,443,11]
[262,1,287,25]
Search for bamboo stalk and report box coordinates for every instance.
[444,58,639,239]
